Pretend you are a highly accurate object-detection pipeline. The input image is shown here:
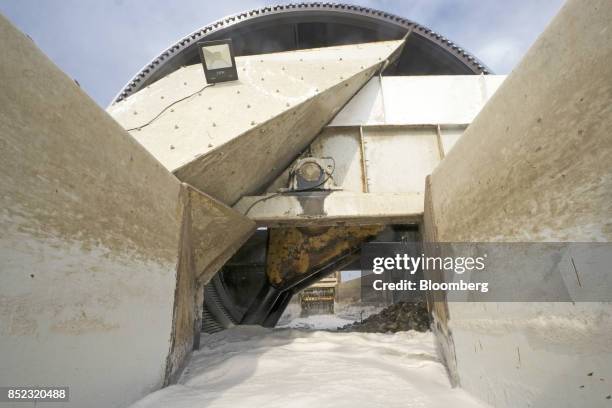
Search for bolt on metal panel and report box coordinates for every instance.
[308,128,365,193]
[109,40,405,204]
[362,127,440,194]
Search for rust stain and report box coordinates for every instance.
[164,184,196,384]
[50,315,119,335]
[0,295,38,336]
[266,225,382,287]
[187,184,255,282]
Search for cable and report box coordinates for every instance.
[125,83,215,132]
[244,157,336,216]
[243,192,283,216]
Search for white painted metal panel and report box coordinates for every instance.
[440,125,467,156]
[109,40,404,204]
[383,75,496,125]
[310,128,364,193]
[329,77,384,126]
[328,75,506,127]
[363,127,440,194]
[109,41,403,172]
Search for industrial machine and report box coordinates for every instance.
[2,2,610,408]
[299,273,338,316]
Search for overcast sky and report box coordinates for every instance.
[0,0,564,106]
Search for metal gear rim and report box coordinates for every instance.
[112,2,491,105]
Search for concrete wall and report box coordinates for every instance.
[0,14,182,407]
[425,0,612,406]
[0,15,253,408]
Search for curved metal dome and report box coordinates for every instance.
[114,2,490,103]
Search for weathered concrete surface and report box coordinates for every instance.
[0,14,180,408]
[0,15,253,408]
[425,0,612,406]
[164,184,254,384]
[428,6,611,243]
[109,41,404,205]
[187,185,255,284]
[165,186,196,385]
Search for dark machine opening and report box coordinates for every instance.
[202,223,422,333]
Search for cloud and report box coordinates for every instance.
[476,38,523,74]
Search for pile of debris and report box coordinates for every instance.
[340,301,430,333]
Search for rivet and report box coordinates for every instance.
[174,125,179,129]
[340,76,343,80]
[212,122,216,127]
[260,59,264,63]
[251,120,256,125]
[170,109,174,112]
[321,66,325,70]
[286,103,290,107]
[161,96,165,99]
[133,111,138,115]
[247,104,251,108]
[237,90,241,94]
[300,76,304,80]
[276,89,280,93]
[208,143,213,147]
[282,67,285,70]
[170,145,175,150]
[208,106,212,110]
[261,77,265,81]
[184,82,187,85]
